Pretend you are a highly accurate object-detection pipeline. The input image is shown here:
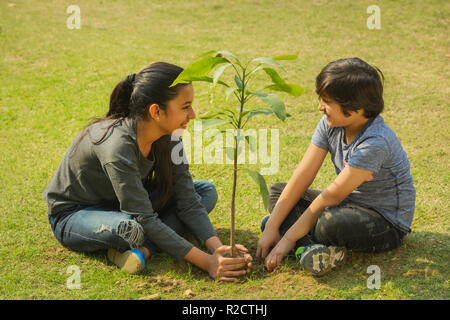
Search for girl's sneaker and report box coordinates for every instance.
[107,248,146,274]
[295,244,347,276]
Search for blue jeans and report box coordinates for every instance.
[48,180,218,254]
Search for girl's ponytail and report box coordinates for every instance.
[71,73,136,149]
[107,73,135,118]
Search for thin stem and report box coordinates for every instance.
[228,116,239,129]
[233,91,241,103]
[230,68,246,258]
[241,115,250,129]
[243,93,254,104]
[230,132,238,258]
[237,70,246,125]
[229,63,242,78]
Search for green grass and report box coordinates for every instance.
[0,0,449,300]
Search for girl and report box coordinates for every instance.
[256,57,416,275]
[44,62,251,281]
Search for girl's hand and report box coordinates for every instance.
[235,244,253,274]
[207,245,248,282]
[264,237,296,271]
[256,227,281,261]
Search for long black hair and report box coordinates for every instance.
[76,62,188,210]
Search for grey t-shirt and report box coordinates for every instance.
[43,117,217,260]
[311,114,416,233]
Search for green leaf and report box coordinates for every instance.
[213,63,231,88]
[171,56,229,87]
[225,87,238,101]
[234,75,243,89]
[248,65,264,76]
[170,75,229,89]
[218,107,236,118]
[216,50,240,64]
[200,118,229,130]
[194,50,217,60]
[262,68,304,97]
[246,108,274,121]
[265,83,304,96]
[240,109,251,118]
[211,63,232,103]
[246,169,269,211]
[216,109,238,127]
[199,111,221,120]
[262,67,285,86]
[250,92,287,121]
[175,75,229,87]
[272,54,298,61]
[226,147,235,161]
[245,135,257,152]
[251,57,282,69]
[221,107,238,116]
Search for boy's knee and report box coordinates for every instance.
[260,215,270,232]
[117,219,145,249]
[268,182,287,213]
[269,182,287,195]
[314,208,346,245]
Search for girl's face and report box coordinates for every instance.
[159,84,196,136]
[317,95,355,128]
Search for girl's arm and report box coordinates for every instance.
[102,140,251,279]
[205,236,223,252]
[264,164,374,271]
[256,143,328,260]
[170,158,218,245]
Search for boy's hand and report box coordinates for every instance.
[256,228,281,261]
[264,237,295,271]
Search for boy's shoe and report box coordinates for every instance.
[295,244,347,276]
[107,248,146,274]
[328,246,347,268]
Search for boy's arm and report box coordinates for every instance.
[257,143,327,260]
[264,164,374,270]
[265,143,328,230]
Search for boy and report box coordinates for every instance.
[256,57,416,275]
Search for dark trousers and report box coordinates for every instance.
[261,183,406,253]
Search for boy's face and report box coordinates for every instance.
[317,95,363,128]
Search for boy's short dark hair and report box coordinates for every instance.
[315,57,384,118]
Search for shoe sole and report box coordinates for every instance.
[107,248,144,274]
[329,246,347,268]
[299,245,332,276]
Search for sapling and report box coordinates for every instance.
[171,51,303,256]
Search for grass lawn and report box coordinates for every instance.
[0,0,448,300]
